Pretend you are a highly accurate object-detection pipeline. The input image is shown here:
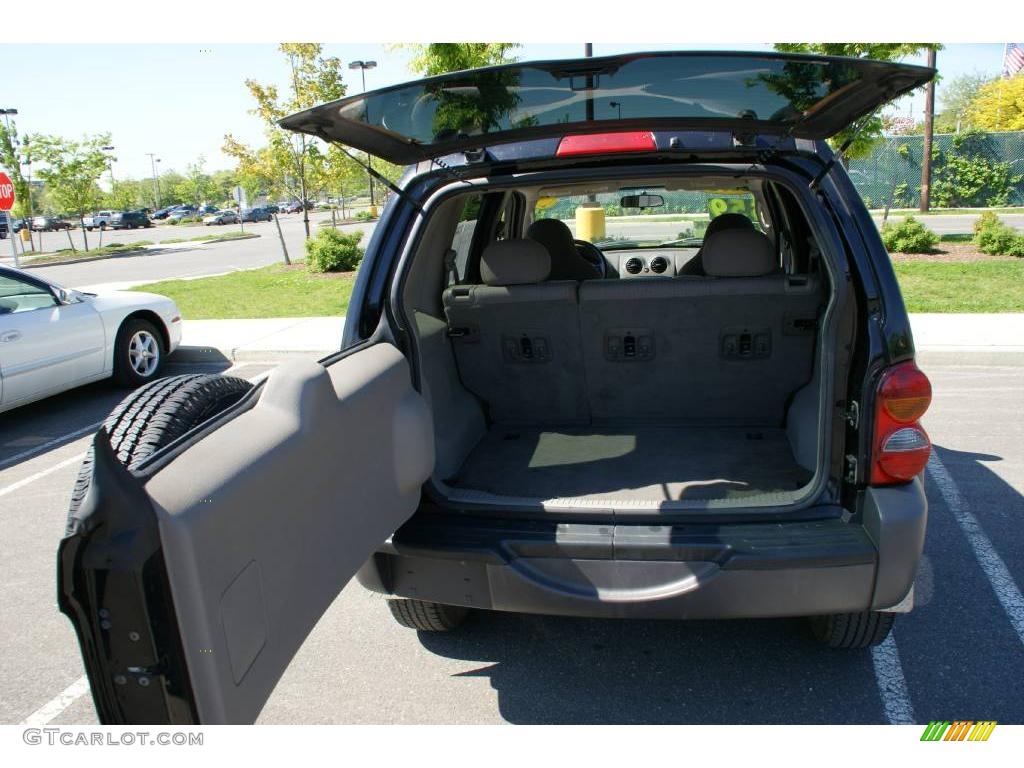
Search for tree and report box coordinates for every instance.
[107,179,141,210]
[157,169,186,206]
[773,44,941,160]
[936,71,993,132]
[0,119,33,220]
[174,157,216,210]
[966,74,1024,132]
[210,169,240,206]
[397,43,520,76]
[224,43,347,237]
[30,134,111,250]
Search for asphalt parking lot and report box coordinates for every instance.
[1,355,1022,725]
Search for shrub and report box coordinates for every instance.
[305,228,364,273]
[973,213,1024,256]
[973,210,1000,233]
[354,210,376,222]
[880,216,939,253]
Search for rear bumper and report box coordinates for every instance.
[358,480,927,620]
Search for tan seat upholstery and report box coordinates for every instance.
[442,239,589,425]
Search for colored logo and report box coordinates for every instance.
[920,721,997,741]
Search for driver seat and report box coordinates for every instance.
[526,218,601,281]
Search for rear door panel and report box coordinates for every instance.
[60,343,433,723]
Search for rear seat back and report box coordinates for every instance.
[443,239,588,424]
[578,229,825,425]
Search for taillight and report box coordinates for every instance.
[555,131,657,157]
[870,361,932,484]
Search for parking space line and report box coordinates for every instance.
[870,633,915,724]
[0,422,101,471]
[19,676,89,726]
[928,453,1024,647]
[0,453,86,499]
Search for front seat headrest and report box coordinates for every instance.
[526,218,596,281]
[704,212,755,240]
[480,239,552,286]
[701,228,777,277]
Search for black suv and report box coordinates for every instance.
[59,51,935,725]
[109,210,153,229]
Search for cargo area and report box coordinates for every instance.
[401,177,842,514]
[449,424,813,504]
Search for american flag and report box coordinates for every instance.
[1004,43,1024,76]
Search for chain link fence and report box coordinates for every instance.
[848,130,1024,210]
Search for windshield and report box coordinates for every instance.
[534,187,764,249]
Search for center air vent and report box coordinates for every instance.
[624,257,643,275]
[649,256,669,274]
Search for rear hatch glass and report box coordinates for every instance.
[280,50,934,163]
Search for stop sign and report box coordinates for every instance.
[0,171,14,211]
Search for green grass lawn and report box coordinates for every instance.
[132,263,356,319]
[131,258,1022,319]
[894,260,1024,312]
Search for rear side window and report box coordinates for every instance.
[449,194,483,284]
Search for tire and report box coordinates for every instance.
[113,318,166,387]
[69,374,254,514]
[387,598,469,631]
[809,611,895,648]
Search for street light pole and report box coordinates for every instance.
[147,153,162,208]
[22,139,36,252]
[101,145,116,188]
[348,60,378,212]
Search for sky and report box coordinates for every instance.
[0,43,1011,182]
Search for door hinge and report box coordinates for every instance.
[842,400,860,429]
[844,454,859,483]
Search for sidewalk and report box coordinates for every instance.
[173,316,345,362]
[170,313,1024,364]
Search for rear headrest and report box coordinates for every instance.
[480,239,552,286]
[701,228,776,277]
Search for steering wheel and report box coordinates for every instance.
[573,239,607,279]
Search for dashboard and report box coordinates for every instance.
[601,248,700,279]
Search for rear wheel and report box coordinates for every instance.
[809,611,895,648]
[69,374,254,513]
[387,598,469,631]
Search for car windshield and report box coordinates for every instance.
[533,186,764,249]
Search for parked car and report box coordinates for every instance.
[109,210,153,229]
[83,210,115,231]
[0,213,7,239]
[263,204,280,215]
[166,208,196,224]
[203,210,239,226]
[0,265,181,413]
[31,215,73,231]
[151,206,177,220]
[58,51,938,724]
[197,204,219,215]
[240,207,272,222]
[281,200,313,213]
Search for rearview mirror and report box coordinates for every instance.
[620,193,664,209]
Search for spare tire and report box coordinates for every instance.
[69,374,253,515]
